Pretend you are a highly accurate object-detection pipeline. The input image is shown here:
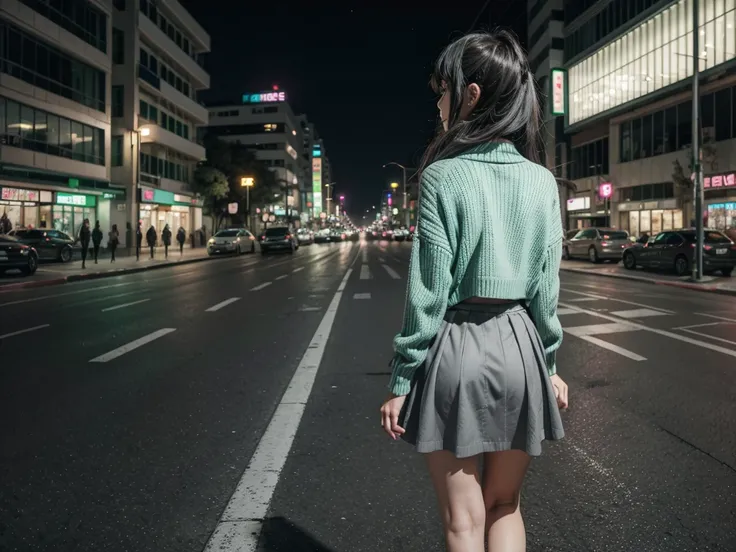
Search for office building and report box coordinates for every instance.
[562,0,736,235]
[296,114,332,219]
[111,0,209,245]
[207,92,331,221]
[0,0,115,239]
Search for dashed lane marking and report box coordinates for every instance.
[205,297,241,312]
[382,264,401,279]
[89,328,176,363]
[0,324,50,340]
[250,282,272,292]
[101,298,151,312]
[353,293,371,299]
[360,264,371,280]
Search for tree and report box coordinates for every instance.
[192,165,229,232]
[672,137,718,211]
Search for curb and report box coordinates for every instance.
[0,255,214,292]
[560,266,736,297]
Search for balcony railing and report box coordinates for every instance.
[138,64,160,89]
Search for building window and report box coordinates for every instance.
[0,22,106,112]
[113,28,125,64]
[19,0,107,52]
[0,96,104,165]
[139,151,189,183]
[112,85,124,117]
[569,0,736,125]
[140,0,199,63]
[570,137,609,180]
[112,135,123,166]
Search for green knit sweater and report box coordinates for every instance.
[389,142,564,396]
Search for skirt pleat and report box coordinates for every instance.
[399,302,564,458]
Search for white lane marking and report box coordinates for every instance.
[611,308,670,319]
[360,264,371,280]
[673,322,723,330]
[250,282,271,291]
[101,298,151,312]
[696,312,736,323]
[568,297,603,302]
[678,328,736,346]
[205,297,241,312]
[564,322,638,336]
[382,264,401,279]
[0,324,50,340]
[362,248,368,263]
[298,306,321,312]
[560,287,675,314]
[293,267,304,273]
[560,302,736,360]
[204,247,361,552]
[353,292,371,299]
[379,256,386,263]
[275,275,288,281]
[89,328,176,363]
[576,335,647,361]
[556,307,580,316]
[0,282,136,307]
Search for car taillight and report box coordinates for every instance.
[601,241,610,247]
[285,234,291,240]
[261,235,266,240]
[705,245,713,251]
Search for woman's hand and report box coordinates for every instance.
[380,394,407,440]
[549,374,569,410]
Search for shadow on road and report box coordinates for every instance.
[259,517,336,551]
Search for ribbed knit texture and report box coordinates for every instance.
[389,142,564,396]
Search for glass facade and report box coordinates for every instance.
[0,21,106,112]
[140,151,190,183]
[569,0,736,125]
[622,208,684,235]
[139,99,190,139]
[570,137,610,179]
[139,0,205,67]
[140,47,192,98]
[0,96,105,165]
[20,0,107,53]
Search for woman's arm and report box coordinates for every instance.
[389,165,454,396]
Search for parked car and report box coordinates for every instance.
[207,228,256,256]
[0,236,38,275]
[623,229,736,276]
[562,228,632,263]
[11,228,76,262]
[297,228,314,245]
[260,226,298,255]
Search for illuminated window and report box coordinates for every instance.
[569,0,736,125]
[264,123,278,132]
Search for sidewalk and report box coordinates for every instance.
[560,259,736,296]
[0,246,213,291]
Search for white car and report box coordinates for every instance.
[207,228,256,255]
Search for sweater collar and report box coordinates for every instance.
[456,141,525,164]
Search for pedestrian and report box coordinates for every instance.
[136,222,143,260]
[162,224,172,259]
[0,212,10,234]
[79,218,91,269]
[176,226,186,255]
[146,225,156,259]
[92,221,103,264]
[380,30,568,552]
[109,224,119,263]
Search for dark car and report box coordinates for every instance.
[260,226,297,255]
[623,229,736,276]
[0,236,39,275]
[11,228,76,262]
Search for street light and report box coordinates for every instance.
[390,182,399,190]
[241,177,255,229]
[383,162,409,227]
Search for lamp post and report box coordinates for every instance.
[383,162,409,227]
[241,177,254,229]
[692,0,704,281]
[130,126,151,253]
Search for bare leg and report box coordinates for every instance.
[482,450,531,552]
[426,450,485,552]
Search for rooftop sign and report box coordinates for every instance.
[242,91,287,104]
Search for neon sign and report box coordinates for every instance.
[312,157,322,217]
[242,91,287,104]
[704,173,736,189]
[599,182,613,199]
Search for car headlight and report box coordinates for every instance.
[20,248,29,255]
[208,239,215,245]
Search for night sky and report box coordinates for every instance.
[180,0,526,214]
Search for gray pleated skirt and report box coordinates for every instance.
[399,302,564,458]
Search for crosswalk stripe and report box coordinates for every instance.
[577,335,647,361]
[611,308,669,319]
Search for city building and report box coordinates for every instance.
[206,89,312,221]
[561,0,736,236]
[295,114,332,220]
[111,0,209,246]
[0,0,116,238]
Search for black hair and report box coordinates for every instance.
[418,30,543,175]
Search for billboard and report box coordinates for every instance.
[312,157,322,217]
[550,68,567,116]
[242,91,287,104]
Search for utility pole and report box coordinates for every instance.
[692,0,704,281]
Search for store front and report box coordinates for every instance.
[0,187,51,231]
[138,186,202,236]
[703,171,736,232]
[52,192,97,237]
[618,199,683,237]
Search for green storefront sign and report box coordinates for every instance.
[140,186,200,207]
[56,192,97,207]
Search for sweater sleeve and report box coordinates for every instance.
[527,238,563,377]
[389,167,454,396]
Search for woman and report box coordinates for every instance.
[162,224,172,259]
[92,221,103,264]
[108,224,119,263]
[380,30,568,552]
[79,219,91,269]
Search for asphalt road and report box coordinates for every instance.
[1,240,735,551]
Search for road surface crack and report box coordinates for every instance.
[658,425,736,473]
